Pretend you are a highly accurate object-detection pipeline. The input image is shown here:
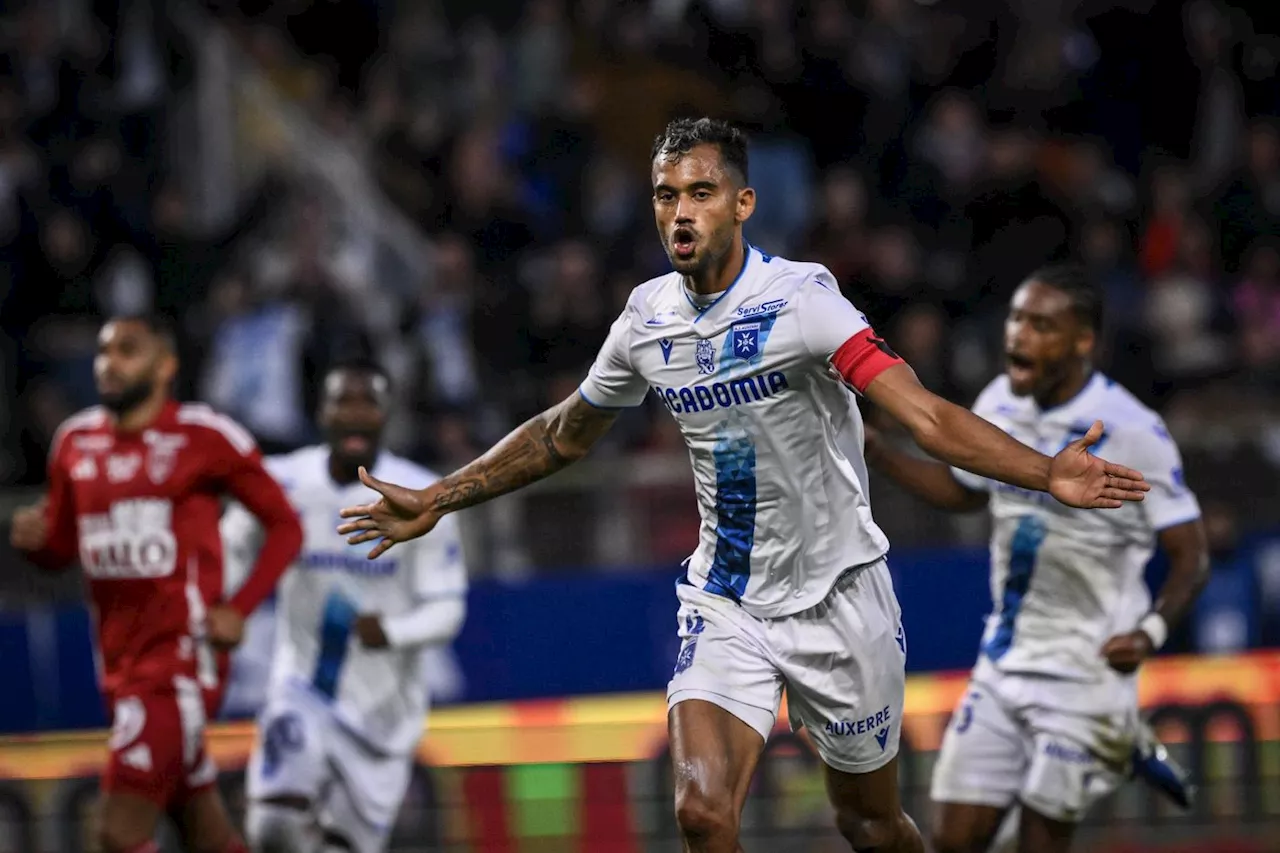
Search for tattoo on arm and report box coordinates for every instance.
[429,395,617,514]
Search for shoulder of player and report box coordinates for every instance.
[757,258,857,318]
[1093,379,1179,449]
[50,406,109,459]
[1095,377,1164,431]
[622,272,683,319]
[749,252,834,291]
[174,403,258,456]
[970,375,1017,416]
[261,444,325,479]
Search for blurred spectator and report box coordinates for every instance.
[1193,501,1257,654]
[199,268,311,451]
[1144,216,1233,388]
[1233,239,1280,388]
[1140,163,1193,279]
[512,0,569,114]
[1215,119,1280,273]
[527,239,610,380]
[805,167,869,286]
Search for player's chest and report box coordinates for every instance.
[65,431,200,510]
[636,311,804,420]
[988,414,1136,530]
[291,491,403,572]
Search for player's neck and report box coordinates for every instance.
[111,395,169,433]
[1035,365,1093,410]
[685,236,747,296]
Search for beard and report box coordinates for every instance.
[99,379,156,416]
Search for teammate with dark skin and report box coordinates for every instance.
[251,361,400,853]
[864,274,1209,853]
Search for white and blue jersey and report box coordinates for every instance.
[954,373,1201,683]
[221,446,467,755]
[580,245,890,618]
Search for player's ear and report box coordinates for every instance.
[735,186,756,225]
[1074,327,1096,360]
[158,350,179,387]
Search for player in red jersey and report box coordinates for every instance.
[10,315,304,853]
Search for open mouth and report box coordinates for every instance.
[336,433,375,456]
[672,227,697,259]
[1005,352,1035,381]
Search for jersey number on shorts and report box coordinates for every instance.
[953,692,982,735]
[312,592,359,699]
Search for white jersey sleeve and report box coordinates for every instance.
[579,302,649,408]
[1111,420,1201,531]
[795,272,871,360]
[380,514,468,648]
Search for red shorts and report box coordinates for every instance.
[103,676,219,807]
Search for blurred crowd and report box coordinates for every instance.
[0,0,1278,556]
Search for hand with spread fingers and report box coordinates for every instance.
[1047,420,1150,509]
[337,466,440,559]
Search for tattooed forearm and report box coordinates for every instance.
[427,395,617,515]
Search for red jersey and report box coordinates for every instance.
[33,400,303,702]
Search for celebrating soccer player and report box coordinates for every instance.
[865,265,1206,853]
[222,359,467,853]
[9,315,303,853]
[336,118,1149,852]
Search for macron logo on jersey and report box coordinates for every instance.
[653,371,789,415]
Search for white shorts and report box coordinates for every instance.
[246,682,412,853]
[930,663,1140,823]
[666,559,906,775]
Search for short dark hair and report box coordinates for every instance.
[651,118,749,185]
[108,313,178,353]
[1024,264,1105,333]
[324,356,392,390]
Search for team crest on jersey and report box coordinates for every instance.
[695,339,717,375]
[144,432,187,484]
[71,456,98,481]
[660,338,674,365]
[730,323,760,360]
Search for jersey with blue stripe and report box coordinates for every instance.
[580,246,890,618]
[954,373,1201,682]
[220,446,466,754]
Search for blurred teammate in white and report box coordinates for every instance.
[222,360,467,853]
[333,118,1149,853]
[865,265,1208,853]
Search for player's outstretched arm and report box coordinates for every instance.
[863,426,988,512]
[338,393,619,558]
[863,364,1149,509]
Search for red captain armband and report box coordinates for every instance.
[831,328,904,394]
